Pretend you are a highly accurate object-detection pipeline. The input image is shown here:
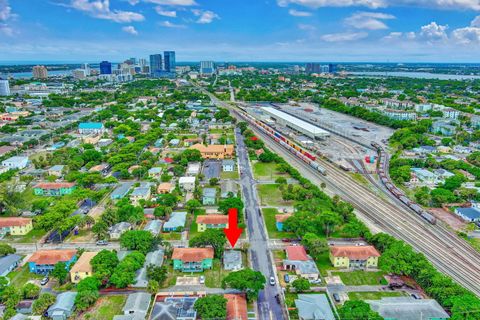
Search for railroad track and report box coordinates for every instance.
[248,119,480,296]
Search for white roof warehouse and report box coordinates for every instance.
[261,107,330,140]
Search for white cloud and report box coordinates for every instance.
[0,0,11,21]
[321,31,368,42]
[277,0,480,11]
[344,11,395,30]
[143,0,197,5]
[191,9,219,24]
[67,0,145,23]
[382,31,402,40]
[288,9,312,16]
[452,27,480,44]
[419,21,448,42]
[159,20,186,28]
[155,6,176,17]
[298,23,316,30]
[122,25,138,35]
[471,16,480,27]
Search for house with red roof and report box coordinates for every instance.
[283,245,320,281]
[0,217,33,235]
[172,248,214,272]
[33,182,76,196]
[196,215,229,232]
[27,250,77,274]
[329,245,381,269]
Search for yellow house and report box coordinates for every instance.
[70,251,98,283]
[0,217,33,235]
[196,215,229,232]
[189,144,235,159]
[329,245,380,269]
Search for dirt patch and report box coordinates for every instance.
[430,208,466,231]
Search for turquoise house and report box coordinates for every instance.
[33,182,76,196]
[172,248,214,272]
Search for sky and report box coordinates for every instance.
[1,0,480,62]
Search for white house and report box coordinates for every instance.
[1,156,29,170]
[179,176,196,191]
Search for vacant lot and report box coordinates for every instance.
[252,162,288,180]
[332,271,386,286]
[257,184,292,207]
[262,207,294,239]
[79,295,126,320]
[348,291,408,300]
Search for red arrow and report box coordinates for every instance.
[224,208,243,247]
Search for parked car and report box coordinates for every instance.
[284,274,290,283]
[275,294,281,304]
[40,277,49,286]
[333,293,341,303]
[269,276,275,286]
[96,240,109,246]
[411,293,421,299]
[199,276,205,284]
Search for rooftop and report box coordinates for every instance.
[196,214,228,225]
[33,182,75,189]
[172,247,214,262]
[261,107,329,136]
[330,245,381,259]
[295,294,335,320]
[70,251,98,274]
[0,217,32,227]
[286,245,309,261]
[28,250,76,265]
[367,297,450,320]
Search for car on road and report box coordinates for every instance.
[96,240,109,246]
[40,277,49,286]
[284,274,290,283]
[269,276,275,286]
[199,275,205,284]
[333,293,341,303]
[275,294,281,304]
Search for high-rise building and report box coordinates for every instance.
[82,63,91,76]
[149,54,163,77]
[328,63,337,74]
[100,61,112,75]
[163,51,176,73]
[32,65,48,79]
[305,63,321,74]
[0,80,10,96]
[200,61,215,75]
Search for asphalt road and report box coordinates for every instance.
[235,128,285,320]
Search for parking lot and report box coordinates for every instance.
[202,160,221,179]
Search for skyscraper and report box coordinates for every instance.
[328,63,337,74]
[163,51,176,74]
[0,80,10,96]
[200,61,215,75]
[32,65,48,79]
[100,61,112,75]
[149,54,163,78]
[305,63,321,74]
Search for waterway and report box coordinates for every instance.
[350,71,480,80]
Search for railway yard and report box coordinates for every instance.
[221,98,480,297]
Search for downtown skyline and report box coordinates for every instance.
[0,0,480,62]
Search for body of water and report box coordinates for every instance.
[8,70,72,79]
[350,71,480,80]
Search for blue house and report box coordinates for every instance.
[163,212,187,232]
[27,250,77,275]
[0,254,21,277]
[454,207,480,222]
[78,122,105,135]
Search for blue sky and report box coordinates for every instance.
[1,0,480,62]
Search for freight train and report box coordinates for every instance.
[233,108,327,175]
[372,142,437,225]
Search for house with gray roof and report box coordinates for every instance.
[202,188,217,205]
[109,222,132,240]
[111,182,134,200]
[223,250,242,271]
[0,254,21,277]
[221,180,238,198]
[295,294,335,320]
[143,220,162,236]
[133,249,165,288]
[120,292,151,320]
[163,212,187,232]
[47,291,77,320]
[367,297,449,320]
[150,297,198,320]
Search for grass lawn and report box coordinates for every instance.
[252,161,288,180]
[221,170,239,180]
[315,252,336,277]
[350,173,369,186]
[210,128,234,134]
[285,293,299,319]
[161,232,182,241]
[257,184,291,207]
[332,271,386,286]
[5,229,47,243]
[8,266,42,288]
[80,295,127,320]
[263,208,294,239]
[204,259,231,288]
[348,291,408,301]
[65,229,94,242]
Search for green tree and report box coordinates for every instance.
[22,283,40,299]
[301,233,328,260]
[338,300,383,320]
[120,230,155,254]
[431,188,456,206]
[51,261,69,285]
[147,280,159,294]
[218,197,244,214]
[0,243,15,257]
[194,295,228,319]
[91,250,119,284]
[292,278,311,292]
[209,177,219,186]
[147,265,168,284]
[189,229,227,258]
[450,294,480,320]
[109,251,145,288]
[186,199,202,213]
[32,293,56,315]
[222,268,266,301]
[75,290,99,311]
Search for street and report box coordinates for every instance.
[236,128,285,320]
